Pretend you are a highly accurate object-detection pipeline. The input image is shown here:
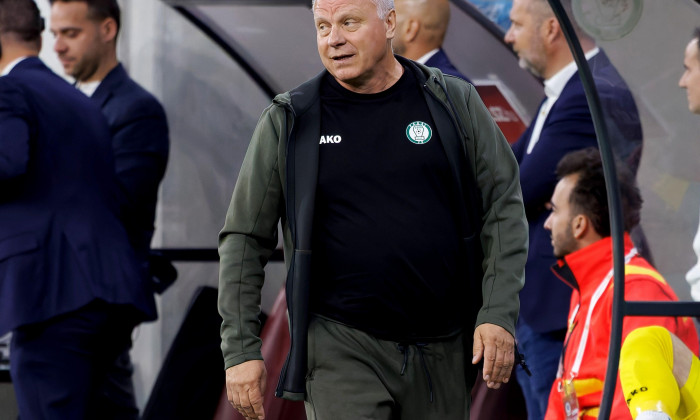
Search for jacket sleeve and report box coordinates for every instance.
[462,84,528,336]
[0,79,31,180]
[218,105,285,369]
[109,97,170,226]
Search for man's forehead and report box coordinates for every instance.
[51,1,90,19]
[554,174,578,201]
[686,39,699,61]
[314,0,375,15]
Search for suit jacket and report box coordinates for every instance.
[512,50,643,333]
[91,63,169,257]
[425,48,471,83]
[0,57,157,335]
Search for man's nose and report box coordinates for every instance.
[328,25,345,47]
[544,214,552,231]
[504,26,514,45]
[54,37,66,53]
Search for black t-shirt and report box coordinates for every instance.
[310,67,467,341]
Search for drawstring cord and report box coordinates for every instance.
[397,343,434,403]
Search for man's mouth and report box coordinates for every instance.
[331,54,353,62]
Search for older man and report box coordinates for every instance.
[393,0,468,81]
[504,0,644,417]
[217,0,529,419]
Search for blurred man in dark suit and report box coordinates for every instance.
[0,0,157,418]
[504,0,643,418]
[50,0,170,284]
[393,0,469,81]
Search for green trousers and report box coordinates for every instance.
[305,316,472,420]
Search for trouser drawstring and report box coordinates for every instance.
[397,342,434,403]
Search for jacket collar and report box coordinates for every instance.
[91,63,127,107]
[551,233,635,299]
[7,56,44,74]
[280,55,442,115]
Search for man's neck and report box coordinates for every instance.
[543,43,596,80]
[0,46,37,75]
[79,56,118,84]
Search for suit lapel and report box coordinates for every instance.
[91,64,125,107]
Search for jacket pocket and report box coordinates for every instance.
[0,232,39,262]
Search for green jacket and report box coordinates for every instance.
[218,57,528,401]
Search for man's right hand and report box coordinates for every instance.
[226,359,267,420]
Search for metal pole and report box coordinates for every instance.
[545,2,626,418]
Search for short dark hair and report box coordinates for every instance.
[49,0,120,35]
[0,0,44,47]
[556,147,642,237]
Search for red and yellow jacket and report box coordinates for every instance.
[544,234,699,420]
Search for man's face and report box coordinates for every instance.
[679,38,700,115]
[504,0,547,79]
[314,0,396,91]
[544,175,579,258]
[50,1,104,81]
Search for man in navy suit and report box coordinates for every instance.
[49,0,171,413]
[504,0,643,418]
[393,0,469,81]
[50,0,170,278]
[0,0,156,418]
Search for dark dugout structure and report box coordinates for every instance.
[1,0,699,418]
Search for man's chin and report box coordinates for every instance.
[519,58,542,79]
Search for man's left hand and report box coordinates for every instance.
[472,323,514,389]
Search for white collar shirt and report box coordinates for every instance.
[526,47,600,154]
[76,80,102,97]
[415,48,440,65]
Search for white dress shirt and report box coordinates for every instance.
[415,48,440,65]
[526,47,600,154]
[76,80,101,97]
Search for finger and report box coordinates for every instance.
[481,340,496,382]
[472,332,484,365]
[237,390,257,419]
[494,338,515,383]
[249,386,266,419]
[226,382,241,411]
[502,347,515,383]
[490,343,507,383]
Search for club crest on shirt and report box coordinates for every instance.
[406,121,432,144]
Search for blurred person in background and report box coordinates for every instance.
[541,148,698,420]
[504,0,644,417]
[679,27,700,302]
[0,0,157,417]
[393,0,469,81]
[49,0,172,414]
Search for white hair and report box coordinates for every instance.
[311,0,395,19]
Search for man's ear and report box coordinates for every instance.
[571,214,588,239]
[542,16,561,45]
[386,9,397,38]
[403,18,420,43]
[100,18,118,44]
